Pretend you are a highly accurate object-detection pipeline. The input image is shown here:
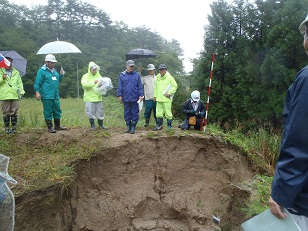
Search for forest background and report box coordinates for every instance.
[1,0,308,131]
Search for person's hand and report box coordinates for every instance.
[35,92,41,101]
[2,73,6,80]
[60,67,65,75]
[139,96,143,101]
[153,97,156,102]
[94,80,98,84]
[164,93,171,98]
[118,96,122,103]
[269,196,287,219]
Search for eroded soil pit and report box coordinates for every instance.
[14,132,253,231]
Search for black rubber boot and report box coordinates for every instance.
[144,118,150,127]
[89,119,96,130]
[167,119,172,129]
[130,121,137,134]
[153,118,163,131]
[45,120,56,133]
[3,116,11,134]
[54,119,67,130]
[98,119,108,130]
[11,116,17,134]
[124,120,131,133]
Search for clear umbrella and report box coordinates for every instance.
[37,40,82,54]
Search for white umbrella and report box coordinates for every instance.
[37,40,82,54]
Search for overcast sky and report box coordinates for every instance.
[11,0,215,72]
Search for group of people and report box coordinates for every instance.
[116,60,179,134]
[0,54,205,135]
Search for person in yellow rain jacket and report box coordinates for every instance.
[0,57,25,134]
[81,62,108,131]
[153,64,178,130]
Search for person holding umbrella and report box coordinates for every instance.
[34,54,66,133]
[0,56,25,134]
[117,60,143,134]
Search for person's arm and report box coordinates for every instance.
[117,75,123,103]
[182,100,195,115]
[137,74,143,99]
[34,69,43,100]
[81,74,96,89]
[270,69,308,216]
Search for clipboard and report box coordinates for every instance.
[241,209,301,231]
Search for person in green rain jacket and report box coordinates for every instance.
[0,57,25,134]
[34,54,66,133]
[153,64,178,130]
[81,62,108,130]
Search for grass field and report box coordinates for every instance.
[16,96,168,130]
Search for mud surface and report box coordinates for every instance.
[14,128,253,231]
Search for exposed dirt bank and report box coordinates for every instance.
[14,129,254,231]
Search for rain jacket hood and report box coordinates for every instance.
[81,62,103,102]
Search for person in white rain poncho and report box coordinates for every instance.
[81,62,112,130]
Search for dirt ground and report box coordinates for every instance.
[13,127,255,231]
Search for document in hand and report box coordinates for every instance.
[241,209,301,231]
[163,84,174,100]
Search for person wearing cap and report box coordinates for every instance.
[141,64,157,127]
[179,90,205,130]
[81,62,108,131]
[34,54,66,133]
[269,14,308,229]
[117,60,143,134]
[153,64,178,130]
[0,56,25,134]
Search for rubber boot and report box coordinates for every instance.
[144,118,150,127]
[124,120,131,133]
[130,121,137,134]
[45,120,56,133]
[89,119,96,130]
[153,118,163,131]
[11,116,17,134]
[54,119,67,130]
[98,119,108,130]
[167,119,172,129]
[3,116,11,134]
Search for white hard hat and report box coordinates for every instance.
[299,14,308,32]
[45,54,57,62]
[147,64,155,70]
[191,90,200,102]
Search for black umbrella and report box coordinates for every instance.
[0,51,27,77]
[125,49,157,61]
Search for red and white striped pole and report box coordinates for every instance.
[202,53,215,132]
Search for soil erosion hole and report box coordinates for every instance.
[15,136,253,231]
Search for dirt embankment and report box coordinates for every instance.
[14,129,254,231]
